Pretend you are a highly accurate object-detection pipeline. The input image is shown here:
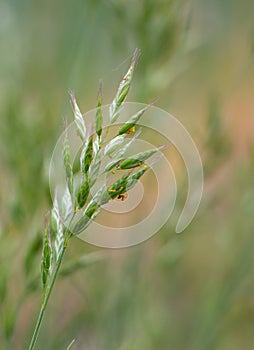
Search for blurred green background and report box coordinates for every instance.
[1,0,254,349]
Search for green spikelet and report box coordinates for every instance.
[70,92,86,141]
[81,135,93,175]
[126,167,149,190]
[41,224,51,300]
[109,49,139,123]
[119,144,169,170]
[95,83,103,141]
[104,136,125,156]
[119,149,158,169]
[63,127,73,196]
[76,178,90,209]
[118,106,147,135]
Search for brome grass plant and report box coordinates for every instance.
[28,50,167,350]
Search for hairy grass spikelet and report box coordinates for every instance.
[109,49,139,123]
[95,83,103,141]
[63,126,73,196]
[70,91,86,141]
[41,223,51,298]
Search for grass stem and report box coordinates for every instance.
[28,245,67,350]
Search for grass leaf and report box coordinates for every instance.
[60,252,105,277]
[66,339,75,350]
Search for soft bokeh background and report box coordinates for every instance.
[1,0,254,349]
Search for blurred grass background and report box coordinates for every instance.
[1,0,254,349]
